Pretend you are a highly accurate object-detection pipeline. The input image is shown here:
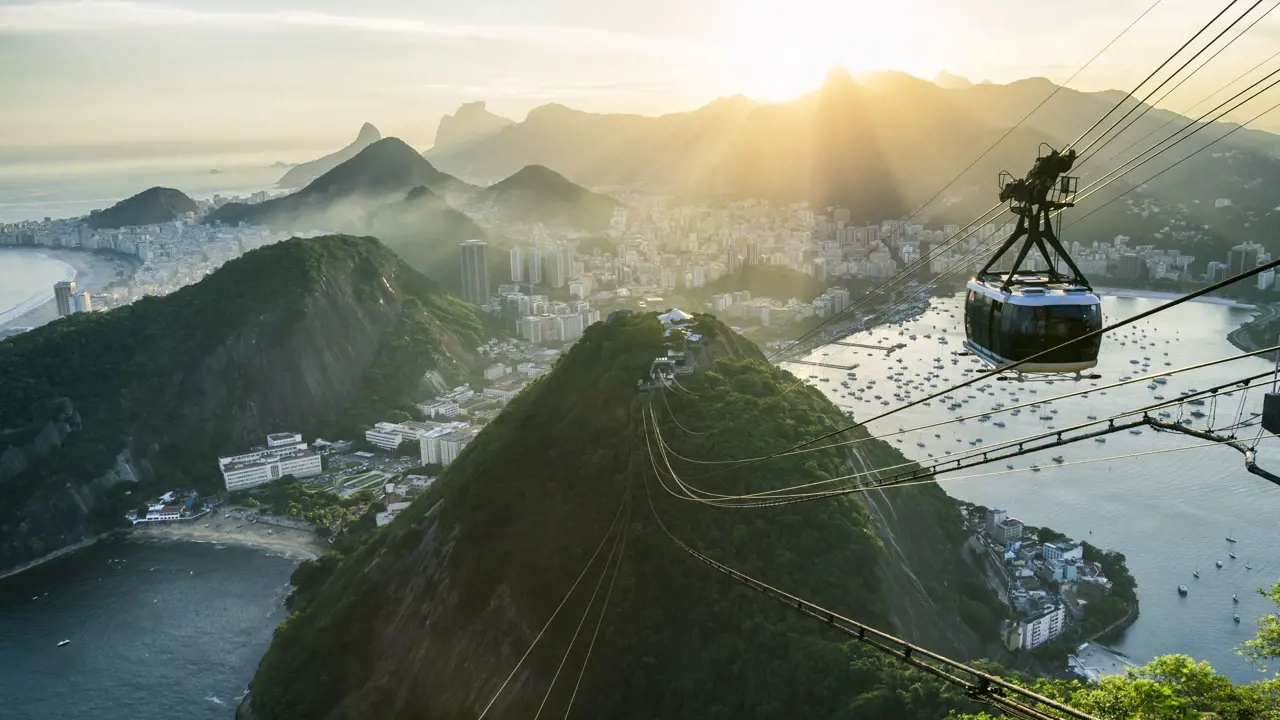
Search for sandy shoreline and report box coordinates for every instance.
[0,247,137,331]
[130,511,328,561]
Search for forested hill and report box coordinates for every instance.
[700,264,826,300]
[0,235,484,572]
[86,186,197,229]
[242,312,1003,720]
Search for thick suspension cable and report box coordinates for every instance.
[666,343,1280,466]
[1079,0,1268,162]
[1099,0,1280,166]
[639,438,1101,720]
[1070,0,1245,151]
[1067,97,1280,229]
[717,258,1280,477]
[651,374,1270,506]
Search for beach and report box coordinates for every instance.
[131,511,327,561]
[0,247,137,331]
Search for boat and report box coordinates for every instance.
[1129,429,1143,435]
[994,421,1006,428]
[57,639,70,647]
[1229,552,1237,559]
[1234,614,1241,623]
[1095,437,1107,443]
[1216,560,1224,568]
[1234,593,1239,603]
[1246,563,1253,570]
[1154,377,1168,384]
[1030,465,1041,472]
[1052,456,1065,464]
[1006,464,1015,470]
[1177,585,1188,596]
[1193,570,1200,578]
[1087,415,1098,420]
[1226,533,1237,543]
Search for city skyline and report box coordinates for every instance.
[5,0,1280,150]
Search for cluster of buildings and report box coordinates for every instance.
[365,418,481,467]
[707,287,852,328]
[125,489,209,523]
[973,508,1117,652]
[217,432,325,492]
[0,213,311,319]
[52,280,92,316]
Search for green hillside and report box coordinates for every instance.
[0,235,483,571]
[86,186,197,229]
[701,264,827,300]
[243,313,996,719]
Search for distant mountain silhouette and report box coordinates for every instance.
[424,96,760,186]
[208,138,470,229]
[367,185,489,285]
[431,102,515,153]
[87,187,197,229]
[277,123,382,188]
[933,70,973,89]
[471,165,619,229]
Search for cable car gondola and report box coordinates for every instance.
[964,145,1102,377]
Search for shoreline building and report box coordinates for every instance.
[217,432,323,491]
[53,280,76,316]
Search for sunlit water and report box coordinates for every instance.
[0,538,297,720]
[791,292,1280,682]
[0,250,76,325]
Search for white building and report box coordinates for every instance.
[417,399,461,419]
[483,363,510,381]
[1043,540,1084,564]
[375,501,414,528]
[1020,604,1067,650]
[439,427,480,466]
[364,422,426,452]
[217,432,324,491]
[482,381,526,402]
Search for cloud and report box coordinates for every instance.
[0,0,692,56]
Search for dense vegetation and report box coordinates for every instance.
[246,313,1005,719]
[86,186,197,229]
[958,649,1280,719]
[0,235,482,562]
[233,477,377,537]
[700,264,827,301]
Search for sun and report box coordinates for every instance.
[719,0,924,101]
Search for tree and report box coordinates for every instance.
[1241,578,1280,669]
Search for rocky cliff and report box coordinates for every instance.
[0,235,483,572]
[241,313,999,720]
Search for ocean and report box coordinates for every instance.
[0,249,77,326]
[0,537,297,720]
[796,292,1280,682]
[0,145,329,224]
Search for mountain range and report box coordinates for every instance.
[0,235,483,572]
[430,101,515,153]
[277,123,382,188]
[422,69,1280,236]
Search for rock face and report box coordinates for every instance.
[0,235,483,572]
[277,123,383,188]
[431,101,515,153]
[86,187,197,229]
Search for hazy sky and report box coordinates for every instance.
[3,0,1279,152]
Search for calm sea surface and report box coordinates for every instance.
[0,250,77,325]
[795,293,1280,683]
[0,538,297,720]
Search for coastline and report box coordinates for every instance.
[0,535,104,582]
[0,247,138,331]
[1093,286,1256,309]
[129,511,327,561]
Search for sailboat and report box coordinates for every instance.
[1226,530,1238,543]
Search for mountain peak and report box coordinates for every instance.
[933,70,973,89]
[87,186,197,230]
[357,122,381,143]
[278,122,385,188]
[431,102,515,153]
